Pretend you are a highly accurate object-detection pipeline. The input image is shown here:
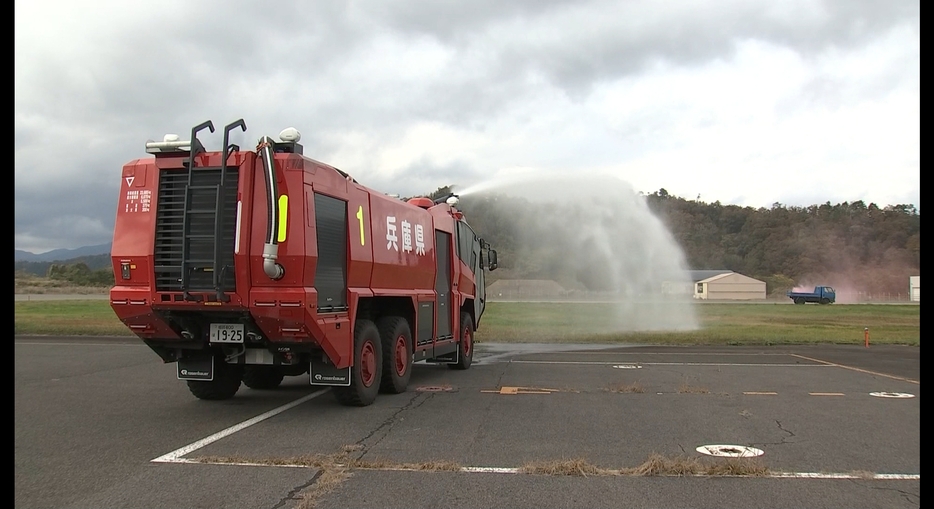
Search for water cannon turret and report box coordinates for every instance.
[145,133,191,153]
[433,193,459,205]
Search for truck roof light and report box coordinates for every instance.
[407,197,434,209]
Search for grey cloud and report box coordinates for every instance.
[361,157,485,199]
[484,0,919,98]
[13,0,919,251]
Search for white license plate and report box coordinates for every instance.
[209,323,244,343]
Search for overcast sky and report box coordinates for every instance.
[15,0,919,253]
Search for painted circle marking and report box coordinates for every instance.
[696,445,764,458]
[869,392,915,399]
[416,386,455,393]
[612,364,642,369]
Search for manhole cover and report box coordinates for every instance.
[869,392,915,399]
[416,386,455,392]
[612,364,642,369]
[696,445,764,458]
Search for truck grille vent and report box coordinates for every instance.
[154,167,239,292]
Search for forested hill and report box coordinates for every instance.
[448,186,919,297]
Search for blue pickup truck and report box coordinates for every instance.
[787,286,836,305]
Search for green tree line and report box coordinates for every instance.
[16,254,112,277]
[46,262,114,286]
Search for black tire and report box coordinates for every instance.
[794,298,805,305]
[448,312,474,370]
[186,359,243,400]
[242,366,285,390]
[333,320,383,406]
[378,316,413,394]
[820,298,830,305]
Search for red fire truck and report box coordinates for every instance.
[110,119,497,406]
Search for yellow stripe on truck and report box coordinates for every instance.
[278,195,288,243]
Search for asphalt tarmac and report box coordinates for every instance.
[15,337,919,509]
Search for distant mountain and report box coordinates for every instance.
[15,243,112,262]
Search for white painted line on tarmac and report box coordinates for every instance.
[510,360,832,367]
[789,354,919,385]
[151,390,330,464]
[461,466,522,474]
[768,472,919,480]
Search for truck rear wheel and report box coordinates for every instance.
[794,298,805,305]
[378,316,413,394]
[448,312,474,370]
[334,319,383,406]
[242,366,285,390]
[186,359,243,400]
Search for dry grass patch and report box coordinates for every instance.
[404,460,463,471]
[193,451,354,509]
[604,382,645,393]
[520,454,769,478]
[193,445,461,473]
[621,453,768,477]
[703,458,769,477]
[194,453,340,468]
[351,459,462,472]
[296,468,351,509]
[194,446,367,509]
[194,451,771,480]
[622,453,703,476]
[521,458,605,477]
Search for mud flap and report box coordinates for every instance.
[428,340,458,364]
[177,356,213,381]
[309,356,351,386]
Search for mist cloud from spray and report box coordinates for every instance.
[460,174,699,334]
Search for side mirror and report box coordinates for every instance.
[488,249,498,271]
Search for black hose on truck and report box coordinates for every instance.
[256,136,284,280]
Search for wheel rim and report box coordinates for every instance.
[463,327,472,358]
[360,341,376,387]
[394,335,408,376]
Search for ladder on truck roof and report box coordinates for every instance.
[177,119,246,302]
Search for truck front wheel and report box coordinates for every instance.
[820,298,830,305]
[186,359,243,400]
[334,319,383,406]
[378,316,413,394]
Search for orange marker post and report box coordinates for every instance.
[864,327,870,348]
